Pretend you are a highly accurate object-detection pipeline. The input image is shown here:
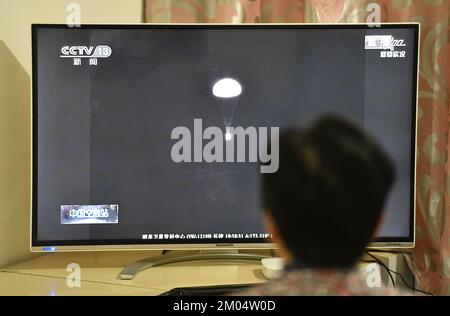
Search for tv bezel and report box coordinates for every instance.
[30,23,419,252]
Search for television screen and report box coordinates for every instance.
[32,24,418,249]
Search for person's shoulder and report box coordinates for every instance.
[231,268,341,296]
[231,268,414,296]
[365,286,414,296]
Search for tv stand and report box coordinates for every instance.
[119,249,272,280]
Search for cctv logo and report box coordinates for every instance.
[60,45,112,66]
[60,45,112,58]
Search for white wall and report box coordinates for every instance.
[0,0,143,267]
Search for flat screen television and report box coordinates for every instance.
[31,23,419,252]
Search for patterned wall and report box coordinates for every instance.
[145,0,450,295]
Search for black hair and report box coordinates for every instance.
[262,115,395,268]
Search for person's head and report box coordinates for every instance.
[262,115,395,268]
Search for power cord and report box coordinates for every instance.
[365,251,432,296]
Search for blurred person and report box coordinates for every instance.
[239,115,406,296]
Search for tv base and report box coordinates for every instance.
[119,249,272,280]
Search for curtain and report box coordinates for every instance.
[145,0,450,295]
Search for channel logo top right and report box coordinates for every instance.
[364,35,406,59]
